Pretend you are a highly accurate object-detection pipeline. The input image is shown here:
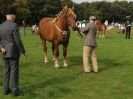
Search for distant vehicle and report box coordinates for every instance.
[76,20,87,28]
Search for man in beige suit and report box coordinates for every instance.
[77,16,98,73]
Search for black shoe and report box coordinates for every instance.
[4,90,11,95]
[12,90,24,96]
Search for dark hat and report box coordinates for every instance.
[6,7,16,15]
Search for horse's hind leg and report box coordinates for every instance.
[42,40,48,63]
[63,44,68,67]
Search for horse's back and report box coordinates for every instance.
[39,17,55,41]
[39,18,53,25]
[39,17,54,30]
[96,20,107,31]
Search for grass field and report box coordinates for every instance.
[0,28,133,99]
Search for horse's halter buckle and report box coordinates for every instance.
[63,31,68,35]
[63,31,68,41]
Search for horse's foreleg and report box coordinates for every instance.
[53,43,60,68]
[97,31,102,38]
[101,31,105,38]
[42,40,48,63]
[63,44,68,67]
[52,43,55,61]
[102,27,106,38]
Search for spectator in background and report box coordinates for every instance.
[125,19,131,39]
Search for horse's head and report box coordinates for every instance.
[63,6,77,31]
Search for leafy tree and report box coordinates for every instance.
[1,0,133,24]
[0,0,15,23]
[27,0,62,24]
[12,0,31,24]
[61,0,73,7]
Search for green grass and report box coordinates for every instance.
[0,28,133,99]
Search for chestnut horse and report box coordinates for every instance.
[96,19,107,38]
[39,7,77,68]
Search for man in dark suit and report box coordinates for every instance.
[0,8,26,96]
[125,19,131,39]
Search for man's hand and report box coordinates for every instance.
[75,26,80,31]
[22,53,27,59]
[1,48,6,54]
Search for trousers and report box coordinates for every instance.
[83,46,98,72]
[3,57,19,93]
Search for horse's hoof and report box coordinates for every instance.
[44,61,48,64]
[55,64,60,68]
[52,58,55,61]
[63,63,68,67]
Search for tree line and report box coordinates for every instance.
[0,0,133,25]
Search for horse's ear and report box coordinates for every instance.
[62,6,68,12]
[64,6,68,9]
[72,6,75,11]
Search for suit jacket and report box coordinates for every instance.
[80,21,97,47]
[125,20,131,31]
[0,20,25,58]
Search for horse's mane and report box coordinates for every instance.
[53,10,64,23]
[53,7,76,23]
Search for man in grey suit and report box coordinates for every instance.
[0,8,26,96]
[76,16,98,73]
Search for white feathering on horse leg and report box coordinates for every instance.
[102,34,105,38]
[52,57,55,61]
[63,59,68,67]
[44,57,48,63]
[55,63,60,68]
[54,60,60,68]
[63,62,68,67]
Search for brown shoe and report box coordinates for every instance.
[92,67,98,73]
[83,66,91,73]
[83,71,91,73]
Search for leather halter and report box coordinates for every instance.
[55,23,62,33]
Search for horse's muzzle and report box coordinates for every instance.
[71,26,77,31]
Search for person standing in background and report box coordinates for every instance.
[125,19,131,39]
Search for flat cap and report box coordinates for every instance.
[89,16,96,21]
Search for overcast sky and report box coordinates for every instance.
[72,0,133,3]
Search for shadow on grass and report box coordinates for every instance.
[68,55,82,67]
[99,58,131,72]
[22,74,80,98]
